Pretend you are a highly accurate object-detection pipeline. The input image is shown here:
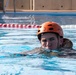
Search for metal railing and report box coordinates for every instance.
[3,0,16,13]
[3,0,9,13]
[13,0,16,12]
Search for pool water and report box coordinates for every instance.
[0,12,76,75]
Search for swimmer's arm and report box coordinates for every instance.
[14,47,41,56]
[58,48,76,56]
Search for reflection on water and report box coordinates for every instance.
[1,12,76,25]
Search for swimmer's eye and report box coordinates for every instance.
[42,39,47,42]
[49,38,55,41]
[42,38,55,42]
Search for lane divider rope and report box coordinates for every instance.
[0,24,76,29]
[0,24,40,28]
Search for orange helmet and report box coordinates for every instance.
[37,21,63,40]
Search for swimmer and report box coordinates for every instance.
[14,21,76,58]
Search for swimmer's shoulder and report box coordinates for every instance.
[57,38,76,58]
[62,38,73,49]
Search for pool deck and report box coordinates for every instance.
[1,9,76,12]
[17,10,76,12]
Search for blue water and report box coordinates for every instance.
[0,12,76,75]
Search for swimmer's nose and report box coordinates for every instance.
[46,40,52,46]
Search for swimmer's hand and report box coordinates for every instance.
[14,53,27,56]
[9,53,28,58]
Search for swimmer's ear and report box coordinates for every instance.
[60,38,63,46]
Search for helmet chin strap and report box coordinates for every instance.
[57,36,61,50]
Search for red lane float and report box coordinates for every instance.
[0,24,40,28]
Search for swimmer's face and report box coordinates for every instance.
[41,33,63,50]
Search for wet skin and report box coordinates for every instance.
[40,33,63,50]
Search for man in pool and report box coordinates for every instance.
[14,21,76,58]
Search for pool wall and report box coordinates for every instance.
[1,0,76,12]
